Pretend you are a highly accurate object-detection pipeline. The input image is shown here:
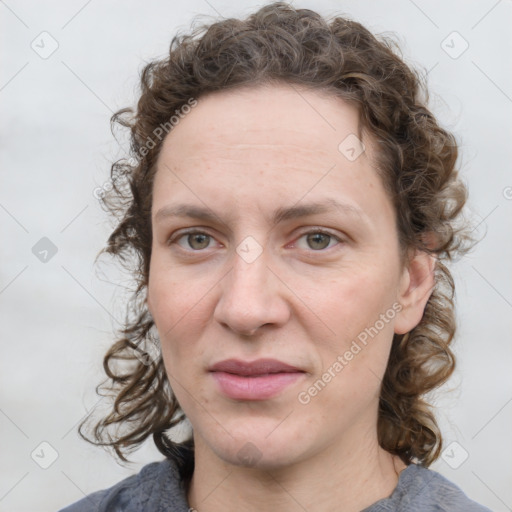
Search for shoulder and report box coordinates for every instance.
[404,464,492,511]
[365,463,493,512]
[57,458,190,512]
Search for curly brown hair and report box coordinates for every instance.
[80,1,474,475]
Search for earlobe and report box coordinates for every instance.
[394,249,437,335]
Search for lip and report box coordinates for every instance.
[209,358,306,400]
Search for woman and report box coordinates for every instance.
[60,2,491,511]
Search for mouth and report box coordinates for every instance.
[209,358,306,400]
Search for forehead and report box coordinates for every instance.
[151,83,393,229]
[158,83,366,166]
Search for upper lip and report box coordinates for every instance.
[209,358,304,376]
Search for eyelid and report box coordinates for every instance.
[293,226,343,240]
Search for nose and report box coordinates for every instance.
[213,246,290,337]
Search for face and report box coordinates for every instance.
[147,83,424,469]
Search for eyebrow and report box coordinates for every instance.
[154,198,368,227]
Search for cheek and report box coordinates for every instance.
[147,265,206,364]
[302,263,399,397]
[150,283,209,410]
[307,264,399,341]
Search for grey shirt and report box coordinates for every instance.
[58,457,493,511]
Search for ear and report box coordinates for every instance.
[394,248,437,335]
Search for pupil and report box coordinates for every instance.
[190,233,209,249]
[308,233,329,250]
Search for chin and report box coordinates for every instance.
[201,418,313,470]
[215,442,297,470]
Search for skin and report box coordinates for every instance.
[147,83,435,512]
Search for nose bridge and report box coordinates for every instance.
[213,239,288,335]
[231,243,269,293]
[227,243,272,310]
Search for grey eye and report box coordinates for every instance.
[183,232,211,250]
[303,232,335,250]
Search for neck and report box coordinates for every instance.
[187,429,407,512]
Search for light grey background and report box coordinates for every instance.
[1,1,511,511]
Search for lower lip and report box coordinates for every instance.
[211,371,304,400]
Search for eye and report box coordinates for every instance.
[295,230,342,251]
[171,231,217,251]
[168,228,343,253]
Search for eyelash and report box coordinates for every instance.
[167,228,344,253]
